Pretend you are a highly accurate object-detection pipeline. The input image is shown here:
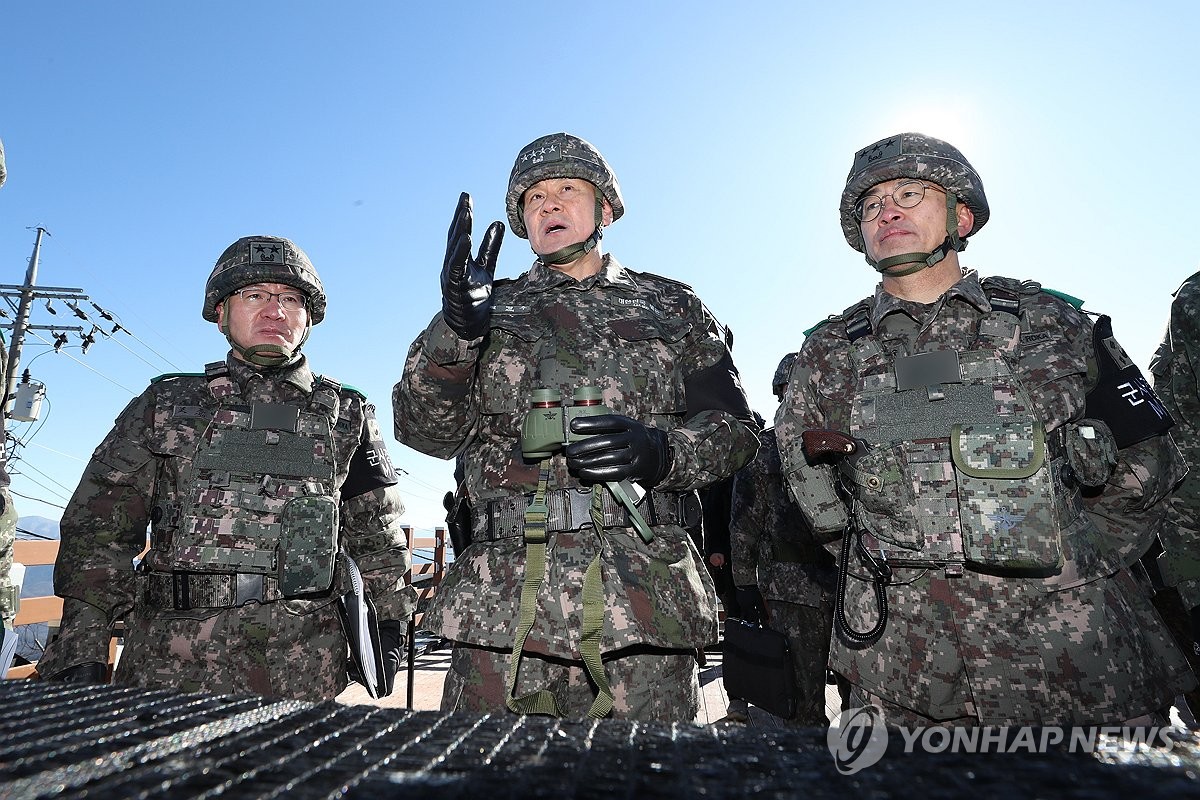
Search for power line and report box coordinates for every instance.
[7,487,66,511]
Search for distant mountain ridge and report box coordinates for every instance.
[16,516,60,540]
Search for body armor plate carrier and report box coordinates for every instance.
[155,362,342,600]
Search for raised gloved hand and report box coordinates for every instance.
[735,585,767,625]
[565,414,672,488]
[441,191,505,340]
[44,661,107,684]
[378,619,407,697]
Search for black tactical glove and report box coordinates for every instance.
[734,585,766,625]
[440,191,505,341]
[565,414,672,488]
[378,619,407,697]
[45,661,107,684]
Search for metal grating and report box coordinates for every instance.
[1,681,1198,799]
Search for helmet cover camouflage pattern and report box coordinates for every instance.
[203,236,326,323]
[840,133,990,253]
[506,133,624,239]
[773,352,798,396]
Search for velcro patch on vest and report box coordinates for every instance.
[196,429,334,480]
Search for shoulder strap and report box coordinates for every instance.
[842,299,872,343]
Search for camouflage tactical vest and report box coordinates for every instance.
[841,280,1086,576]
[154,362,341,597]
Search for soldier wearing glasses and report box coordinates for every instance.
[775,133,1193,725]
[38,235,414,701]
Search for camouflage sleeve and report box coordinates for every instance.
[0,490,15,627]
[729,440,768,586]
[657,294,759,490]
[775,326,853,543]
[392,314,483,459]
[340,401,415,622]
[1022,292,1092,434]
[1156,279,1200,606]
[41,390,158,670]
[1164,278,1200,482]
[341,485,415,622]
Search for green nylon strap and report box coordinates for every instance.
[580,490,615,718]
[505,465,560,716]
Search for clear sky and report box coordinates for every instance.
[1,0,1196,534]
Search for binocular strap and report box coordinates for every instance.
[506,465,615,719]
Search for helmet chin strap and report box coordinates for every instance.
[221,317,309,368]
[535,195,605,267]
[866,191,966,278]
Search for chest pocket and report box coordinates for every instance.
[607,314,689,419]
[480,313,546,433]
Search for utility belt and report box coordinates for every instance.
[474,487,701,543]
[144,570,316,611]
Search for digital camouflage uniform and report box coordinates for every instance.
[37,356,412,701]
[777,272,1194,725]
[395,255,758,721]
[38,235,414,701]
[1150,269,1200,714]
[776,132,1192,726]
[729,426,836,726]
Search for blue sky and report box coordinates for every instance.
[1,1,1197,533]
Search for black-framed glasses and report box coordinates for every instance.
[853,180,946,223]
[233,287,307,312]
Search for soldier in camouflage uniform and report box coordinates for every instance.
[37,235,415,701]
[775,132,1194,726]
[394,132,758,722]
[1150,270,1200,717]
[0,137,19,662]
[728,353,836,726]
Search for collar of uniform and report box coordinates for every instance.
[225,353,315,394]
[526,254,636,292]
[869,269,989,331]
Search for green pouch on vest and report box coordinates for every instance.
[277,496,339,596]
[845,442,923,551]
[952,419,1064,576]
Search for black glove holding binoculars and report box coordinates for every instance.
[565,414,672,488]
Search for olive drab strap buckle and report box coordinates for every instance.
[505,465,616,719]
[505,464,560,716]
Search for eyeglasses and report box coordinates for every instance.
[853,180,946,223]
[233,287,307,312]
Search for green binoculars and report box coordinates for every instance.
[521,387,609,460]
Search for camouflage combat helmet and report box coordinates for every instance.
[506,133,623,265]
[772,352,798,398]
[204,235,324,368]
[203,235,326,324]
[0,138,6,189]
[840,133,989,276]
